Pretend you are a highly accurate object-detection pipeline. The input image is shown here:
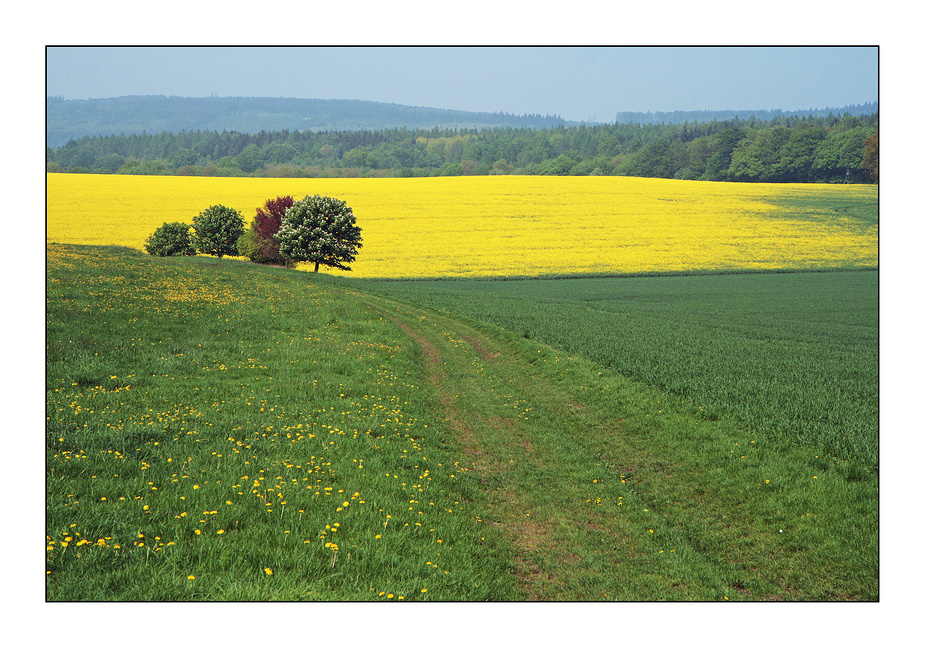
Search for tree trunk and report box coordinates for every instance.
[314,261,320,272]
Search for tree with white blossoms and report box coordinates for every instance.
[276,195,363,272]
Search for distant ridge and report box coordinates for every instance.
[614,102,878,125]
[46,95,581,147]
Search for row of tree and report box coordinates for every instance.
[49,112,879,183]
[145,195,363,273]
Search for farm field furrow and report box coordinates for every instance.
[46,173,878,279]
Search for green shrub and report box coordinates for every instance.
[237,228,290,266]
[192,205,245,258]
[144,222,196,257]
[238,196,293,265]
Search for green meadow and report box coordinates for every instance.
[46,244,877,601]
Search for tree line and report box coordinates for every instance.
[46,94,576,148]
[47,111,879,183]
[145,195,363,273]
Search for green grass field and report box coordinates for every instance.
[46,244,517,601]
[358,270,879,468]
[46,244,878,601]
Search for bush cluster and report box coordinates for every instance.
[144,195,362,273]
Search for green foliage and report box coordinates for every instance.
[862,132,879,181]
[236,229,269,263]
[235,144,262,173]
[237,228,289,266]
[46,106,879,183]
[118,158,170,175]
[276,195,363,272]
[191,205,245,258]
[144,222,196,257]
[810,126,876,181]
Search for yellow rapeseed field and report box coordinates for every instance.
[46,173,878,278]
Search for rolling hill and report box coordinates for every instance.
[45,95,580,147]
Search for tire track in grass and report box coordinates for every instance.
[361,294,637,600]
[377,308,495,475]
[364,307,546,588]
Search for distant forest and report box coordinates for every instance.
[46,95,580,147]
[46,96,879,183]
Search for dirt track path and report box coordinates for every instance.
[357,293,642,600]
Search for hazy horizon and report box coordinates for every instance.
[46,46,878,123]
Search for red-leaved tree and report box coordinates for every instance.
[238,195,294,265]
[255,196,294,241]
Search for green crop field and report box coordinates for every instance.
[46,244,878,603]
[358,270,879,469]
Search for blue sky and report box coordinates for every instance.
[46,46,877,122]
